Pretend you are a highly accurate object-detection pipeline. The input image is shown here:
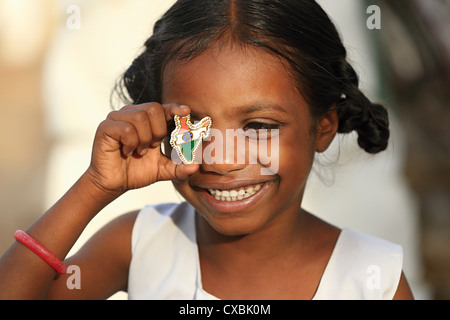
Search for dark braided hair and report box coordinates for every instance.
[114,0,390,154]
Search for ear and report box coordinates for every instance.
[315,108,339,153]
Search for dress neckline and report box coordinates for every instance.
[190,210,347,300]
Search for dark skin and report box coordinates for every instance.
[0,44,414,300]
[163,45,340,299]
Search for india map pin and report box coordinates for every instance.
[170,114,212,165]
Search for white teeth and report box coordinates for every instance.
[208,183,264,202]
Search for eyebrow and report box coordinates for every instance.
[235,101,289,116]
[189,101,289,121]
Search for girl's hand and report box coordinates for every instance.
[86,103,198,194]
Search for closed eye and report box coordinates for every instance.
[243,122,280,131]
[243,121,283,140]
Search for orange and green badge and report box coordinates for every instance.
[170,114,212,164]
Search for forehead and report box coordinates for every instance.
[161,44,306,118]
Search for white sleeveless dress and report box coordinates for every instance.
[127,202,403,300]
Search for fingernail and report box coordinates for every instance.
[140,149,149,156]
[179,105,189,109]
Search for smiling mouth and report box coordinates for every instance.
[207,183,264,202]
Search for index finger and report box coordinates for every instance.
[163,103,191,122]
[161,103,192,150]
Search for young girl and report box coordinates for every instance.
[0,0,413,300]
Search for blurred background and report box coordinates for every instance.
[0,0,448,299]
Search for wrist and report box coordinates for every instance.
[79,169,125,209]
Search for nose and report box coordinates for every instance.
[199,128,248,175]
[200,157,247,175]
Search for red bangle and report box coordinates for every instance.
[14,230,67,275]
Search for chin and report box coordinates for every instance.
[197,207,274,238]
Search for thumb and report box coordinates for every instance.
[174,163,200,180]
[157,158,200,182]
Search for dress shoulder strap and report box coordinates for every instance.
[313,229,403,300]
[128,202,199,299]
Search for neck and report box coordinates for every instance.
[196,205,309,270]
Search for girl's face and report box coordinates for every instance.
[162,44,336,237]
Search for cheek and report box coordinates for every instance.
[171,179,188,195]
[277,130,316,185]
